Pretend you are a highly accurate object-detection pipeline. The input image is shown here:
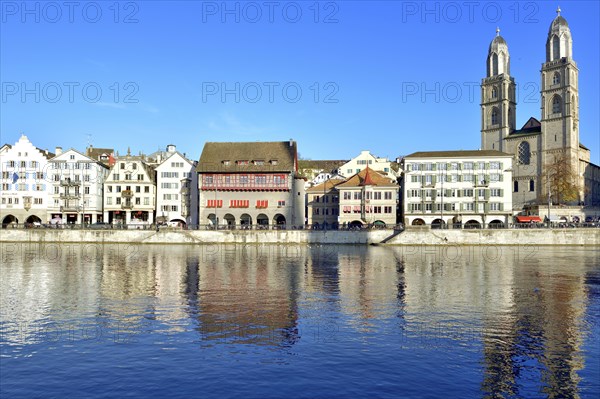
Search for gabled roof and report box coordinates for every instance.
[197,141,297,173]
[509,117,542,136]
[86,146,114,165]
[298,159,347,172]
[337,168,397,189]
[50,148,109,169]
[155,151,196,170]
[306,178,345,193]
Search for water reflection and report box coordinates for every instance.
[0,243,598,397]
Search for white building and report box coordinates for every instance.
[154,145,198,227]
[0,135,53,226]
[103,151,157,225]
[337,150,398,180]
[402,150,513,228]
[47,148,109,224]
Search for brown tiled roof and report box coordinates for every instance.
[337,168,397,188]
[86,146,114,164]
[298,159,347,172]
[197,141,297,173]
[405,150,511,158]
[306,178,345,193]
[509,117,542,136]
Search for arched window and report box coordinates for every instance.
[492,87,498,99]
[552,35,560,60]
[552,95,562,114]
[491,107,499,125]
[529,179,535,192]
[552,72,560,85]
[492,53,498,76]
[514,180,519,193]
[518,142,530,165]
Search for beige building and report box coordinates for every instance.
[196,140,305,228]
[402,150,513,228]
[103,151,157,225]
[306,179,344,227]
[480,9,600,210]
[337,167,398,228]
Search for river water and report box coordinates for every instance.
[1,243,599,398]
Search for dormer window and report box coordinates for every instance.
[237,160,249,165]
[270,160,278,165]
[222,160,230,166]
[253,160,264,165]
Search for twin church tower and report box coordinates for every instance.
[480,8,597,208]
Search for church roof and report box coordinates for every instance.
[549,15,569,33]
[508,117,542,136]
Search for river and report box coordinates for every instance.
[1,243,599,398]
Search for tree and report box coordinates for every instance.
[540,152,580,205]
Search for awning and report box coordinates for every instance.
[515,216,542,223]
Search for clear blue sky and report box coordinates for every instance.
[1,1,599,164]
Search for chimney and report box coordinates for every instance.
[289,138,293,147]
[55,147,63,156]
[167,144,176,153]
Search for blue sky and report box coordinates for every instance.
[1,1,599,164]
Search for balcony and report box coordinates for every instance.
[60,193,80,200]
[474,180,489,187]
[122,190,134,198]
[121,203,133,209]
[60,179,81,186]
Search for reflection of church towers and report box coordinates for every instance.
[480,28,517,152]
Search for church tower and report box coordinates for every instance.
[540,7,581,201]
[481,28,517,152]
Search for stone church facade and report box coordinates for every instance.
[480,9,600,211]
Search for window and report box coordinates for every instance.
[116,186,122,193]
[230,200,249,208]
[490,203,501,211]
[137,174,144,181]
[125,174,132,180]
[161,172,179,178]
[145,187,150,193]
[34,198,43,205]
[492,87,497,99]
[552,95,562,114]
[84,187,90,195]
[490,188,501,197]
[374,192,382,200]
[256,200,268,208]
[253,160,264,165]
[113,173,120,180]
[489,162,500,170]
[463,174,473,182]
[54,186,59,194]
[344,192,351,200]
[518,142,530,165]
[552,72,560,85]
[136,186,141,193]
[120,163,125,169]
[236,160,249,166]
[270,160,278,165]
[20,161,26,168]
[239,175,248,184]
[513,180,519,192]
[116,197,121,205]
[411,175,419,183]
[529,179,535,192]
[135,198,141,205]
[384,206,392,213]
[207,200,223,208]
[255,175,267,184]
[353,192,361,200]
[132,164,137,170]
[490,174,500,182]
[144,198,150,205]
[278,200,286,207]
[491,107,499,125]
